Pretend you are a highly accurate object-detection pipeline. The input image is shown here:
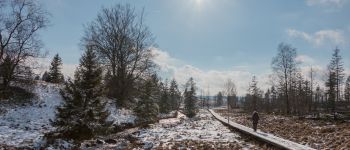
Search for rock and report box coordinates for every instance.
[116,141,128,150]
[96,139,104,144]
[104,139,117,144]
[143,142,153,150]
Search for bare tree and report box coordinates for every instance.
[0,0,49,90]
[82,4,155,107]
[271,43,298,114]
[224,79,237,108]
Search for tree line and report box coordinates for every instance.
[243,43,350,119]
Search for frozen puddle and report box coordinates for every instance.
[136,109,258,149]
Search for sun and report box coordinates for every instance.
[195,0,203,5]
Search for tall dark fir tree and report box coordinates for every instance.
[134,74,160,125]
[344,76,350,106]
[159,80,170,114]
[184,77,197,118]
[48,54,64,83]
[169,79,181,111]
[54,48,109,141]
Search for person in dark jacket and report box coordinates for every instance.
[252,111,259,132]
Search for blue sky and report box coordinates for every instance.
[38,0,350,95]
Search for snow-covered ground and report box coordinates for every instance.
[106,100,136,126]
[80,109,267,149]
[135,109,260,149]
[0,83,62,148]
[0,82,137,149]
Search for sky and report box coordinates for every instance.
[37,0,350,95]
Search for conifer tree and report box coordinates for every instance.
[42,71,49,82]
[48,54,64,83]
[134,74,160,125]
[159,80,171,113]
[248,76,260,111]
[329,48,344,102]
[216,92,223,106]
[54,48,109,141]
[184,77,197,118]
[169,79,181,110]
[344,76,350,105]
[326,70,336,118]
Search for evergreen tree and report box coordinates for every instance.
[264,89,271,113]
[329,48,344,102]
[169,79,181,110]
[326,70,336,119]
[216,92,223,106]
[159,80,170,113]
[54,48,109,141]
[326,48,344,119]
[42,71,49,82]
[134,74,160,125]
[344,76,350,106]
[248,76,261,111]
[184,77,197,118]
[48,54,64,83]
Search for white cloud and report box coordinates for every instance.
[151,48,270,96]
[287,28,346,47]
[295,55,316,65]
[306,0,347,8]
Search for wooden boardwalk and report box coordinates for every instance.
[209,109,315,150]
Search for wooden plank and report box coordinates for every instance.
[209,109,315,150]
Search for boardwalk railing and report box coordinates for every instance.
[209,109,315,150]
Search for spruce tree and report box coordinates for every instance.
[184,77,197,118]
[329,48,344,102]
[42,71,49,82]
[216,92,223,106]
[169,79,181,110]
[48,54,64,83]
[326,48,344,119]
[326,70,336,119]
[134,74,160,125]
[54,48,109,141]
[248,76,260,111]
[344,76,350,105]
[159,81,170,114]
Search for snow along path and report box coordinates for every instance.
[209,109,315,150]
[135,109,259,149]
[0,83,63,148]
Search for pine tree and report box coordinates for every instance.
[329,48,344,102]
[184,77,197,118]
[326,48,344,119]
[216,92,223,106]
[169,79,181,110]
[42,71,49,82]
[159,80,171,114]
[326,70,336,119]
[344,76,350,106]
[134,74,160,125]
[264,89,271,113]
[54,48,109,141]
[248,76,260,111]
[48,54,64,83]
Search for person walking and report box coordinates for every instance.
[252,111,259,132]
